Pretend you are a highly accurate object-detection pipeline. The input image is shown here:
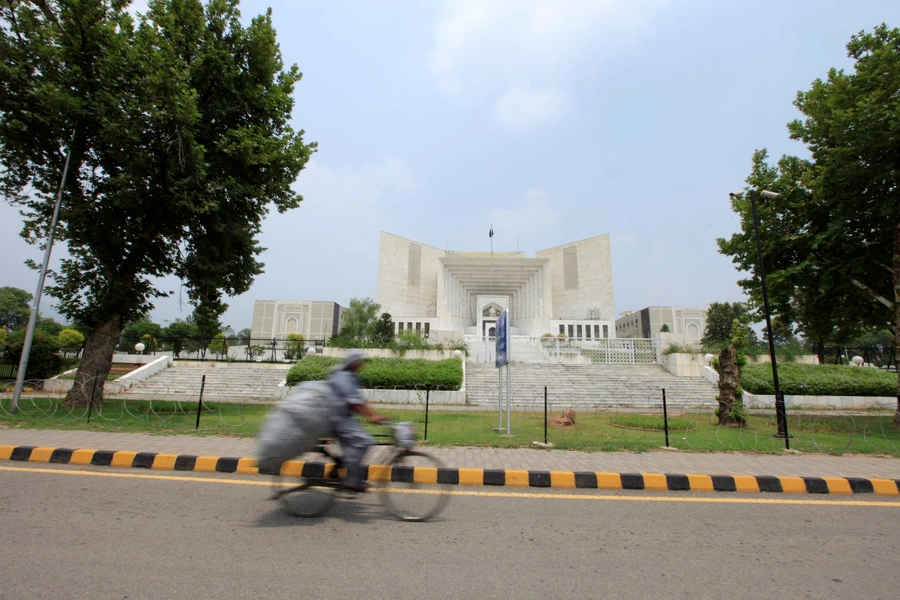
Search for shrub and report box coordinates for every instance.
[663,343,696,355]
[208,333,228,358]
[285,355,463,390]
[140,333,158,353]
[442,339,469,356]
[283,333,306,361]
[57,328,85,349]
[390,329,431,354]
[742,363,896,396]
[0,329,61,379]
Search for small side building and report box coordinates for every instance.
[615,306,708,344]
[250,300,346,342]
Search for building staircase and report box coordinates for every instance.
[116,355,718,411]
[464,362,717,410]
[117,361,291,402]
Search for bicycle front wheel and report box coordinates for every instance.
[378,449,451,522]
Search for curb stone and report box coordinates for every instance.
[4,444,900,496]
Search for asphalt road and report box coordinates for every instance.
[2,463,899,600]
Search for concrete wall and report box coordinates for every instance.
[44,354,173,393]
[746,354,820,365]
[275,383,467,404]
[659,352,705,377]
[744,393,895,410]
[377,231,444,318]
[536,234,614,322]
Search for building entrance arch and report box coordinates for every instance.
[482,320,496,338]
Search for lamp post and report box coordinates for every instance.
[731,188,790,447]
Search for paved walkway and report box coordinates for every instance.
[3,427,900,480]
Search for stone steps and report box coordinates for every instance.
[464,362,717,409]
[118,363,291,401]
[116,359,718,410]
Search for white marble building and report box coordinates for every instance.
[376,231,615,340]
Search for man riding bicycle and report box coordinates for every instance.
[327,350,385,492]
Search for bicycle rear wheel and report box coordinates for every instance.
[378,449,451,522]
[271,451,340,518]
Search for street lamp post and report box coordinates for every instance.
[733,189,790,448]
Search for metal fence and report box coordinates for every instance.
[116,336,328,362]
[3,378,898,456]
[819,346,897,370]
[0,343,83,382]
[466,335,659,365]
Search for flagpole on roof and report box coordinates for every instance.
[489,224,493,259]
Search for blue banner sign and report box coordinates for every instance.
[495,310,510,367]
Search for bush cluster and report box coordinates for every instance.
[0,329,63,379]
[741,363,896,397]
[327,331,468,356]
[285,355,463,390]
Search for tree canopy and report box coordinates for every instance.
[0,286,32,330]
[338,297,382,343]
[702,302,755,350]
[371,312,395,347]
[0,0,315,403]
[718,24,900,422]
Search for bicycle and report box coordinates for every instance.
[269,422,451,522]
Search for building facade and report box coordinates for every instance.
[615,306,708,343]
[250,300,346,342]
[376,231,616,339]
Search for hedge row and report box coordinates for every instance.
[285,355,463,390]
[741,363,897,397]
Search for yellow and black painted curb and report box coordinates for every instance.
[3,444,900,496]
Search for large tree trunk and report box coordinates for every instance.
[893,218,900,426]
[64,314,123,406]
[815,340,825,366]
[717,345,746,426]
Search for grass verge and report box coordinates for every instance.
[3,396,900,456]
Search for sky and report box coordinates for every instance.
[2,0,899,332]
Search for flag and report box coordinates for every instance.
[489,225,494,238]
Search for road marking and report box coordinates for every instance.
[3,464,900,507]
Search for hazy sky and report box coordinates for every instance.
[2,0,898,332]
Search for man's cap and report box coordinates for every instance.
[343,349,366,369]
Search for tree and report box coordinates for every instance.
[718,150,874,363]
[763,317,797,348]
[715,318,751,427]
[371,312,395,347]
[702,302,753,349]
[121,319,163,349]
[57,327,85,349]
[339,298,381,343]
[0,286,32,330]
[789,24,899,423]
[163,318,199,357]
[36,316,64,337]
[208,332,229,359]
[236,328,251,345]
[719,25,900,423]
[0,1,315,404]
[659,324,670,333]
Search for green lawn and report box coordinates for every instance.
[3,396,900,456]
